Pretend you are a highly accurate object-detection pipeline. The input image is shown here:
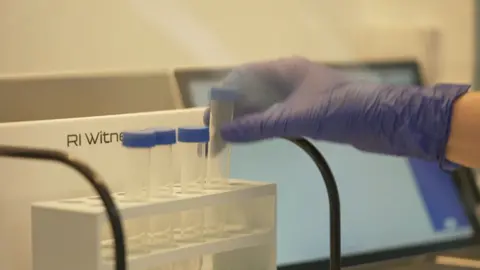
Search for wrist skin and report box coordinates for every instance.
[446,91,480,168]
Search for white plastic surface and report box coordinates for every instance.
[32,179,276,270]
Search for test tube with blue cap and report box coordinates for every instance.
[177,126,209,243]
[121,130,157,255]
[148,128,177,250]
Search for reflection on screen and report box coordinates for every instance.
[185,66,473,265]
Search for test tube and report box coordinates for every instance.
[178,126,209,194]
[149,128,177,198]
[205,88,238,238]
[122,130,156,201]
[177,126,209,243]
[148,128,177,249]
[206,87,238,189]
[122,130,156,255]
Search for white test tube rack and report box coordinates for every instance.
[31,179,276,270]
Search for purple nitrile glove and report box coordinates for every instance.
[204,57,470,170]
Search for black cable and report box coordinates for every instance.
[0,145,126,270]
[284,138,341,270]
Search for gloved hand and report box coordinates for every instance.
[204,57,470,170]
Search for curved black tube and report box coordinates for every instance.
[284,138,341,270]
[0,145,126,270]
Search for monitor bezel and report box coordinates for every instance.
[173,60,480,268]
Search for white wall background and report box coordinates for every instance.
[0,0,475,83]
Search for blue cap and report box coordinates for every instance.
[147,128,176,145]
[122,130,156,148]
[210,87,239,101]
[177,126,209,143]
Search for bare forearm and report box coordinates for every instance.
[446,92,480,168]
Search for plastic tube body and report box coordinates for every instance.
[149,142,175,197]
[179,142,206,194]
[177,127,209,243]
[179,141,206,242]
[148,128,177,249]
[101,145,152,257]
[206,88,237,189]
[121,131,156,256]
[124,148,150,201]
[205,88,238,238]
